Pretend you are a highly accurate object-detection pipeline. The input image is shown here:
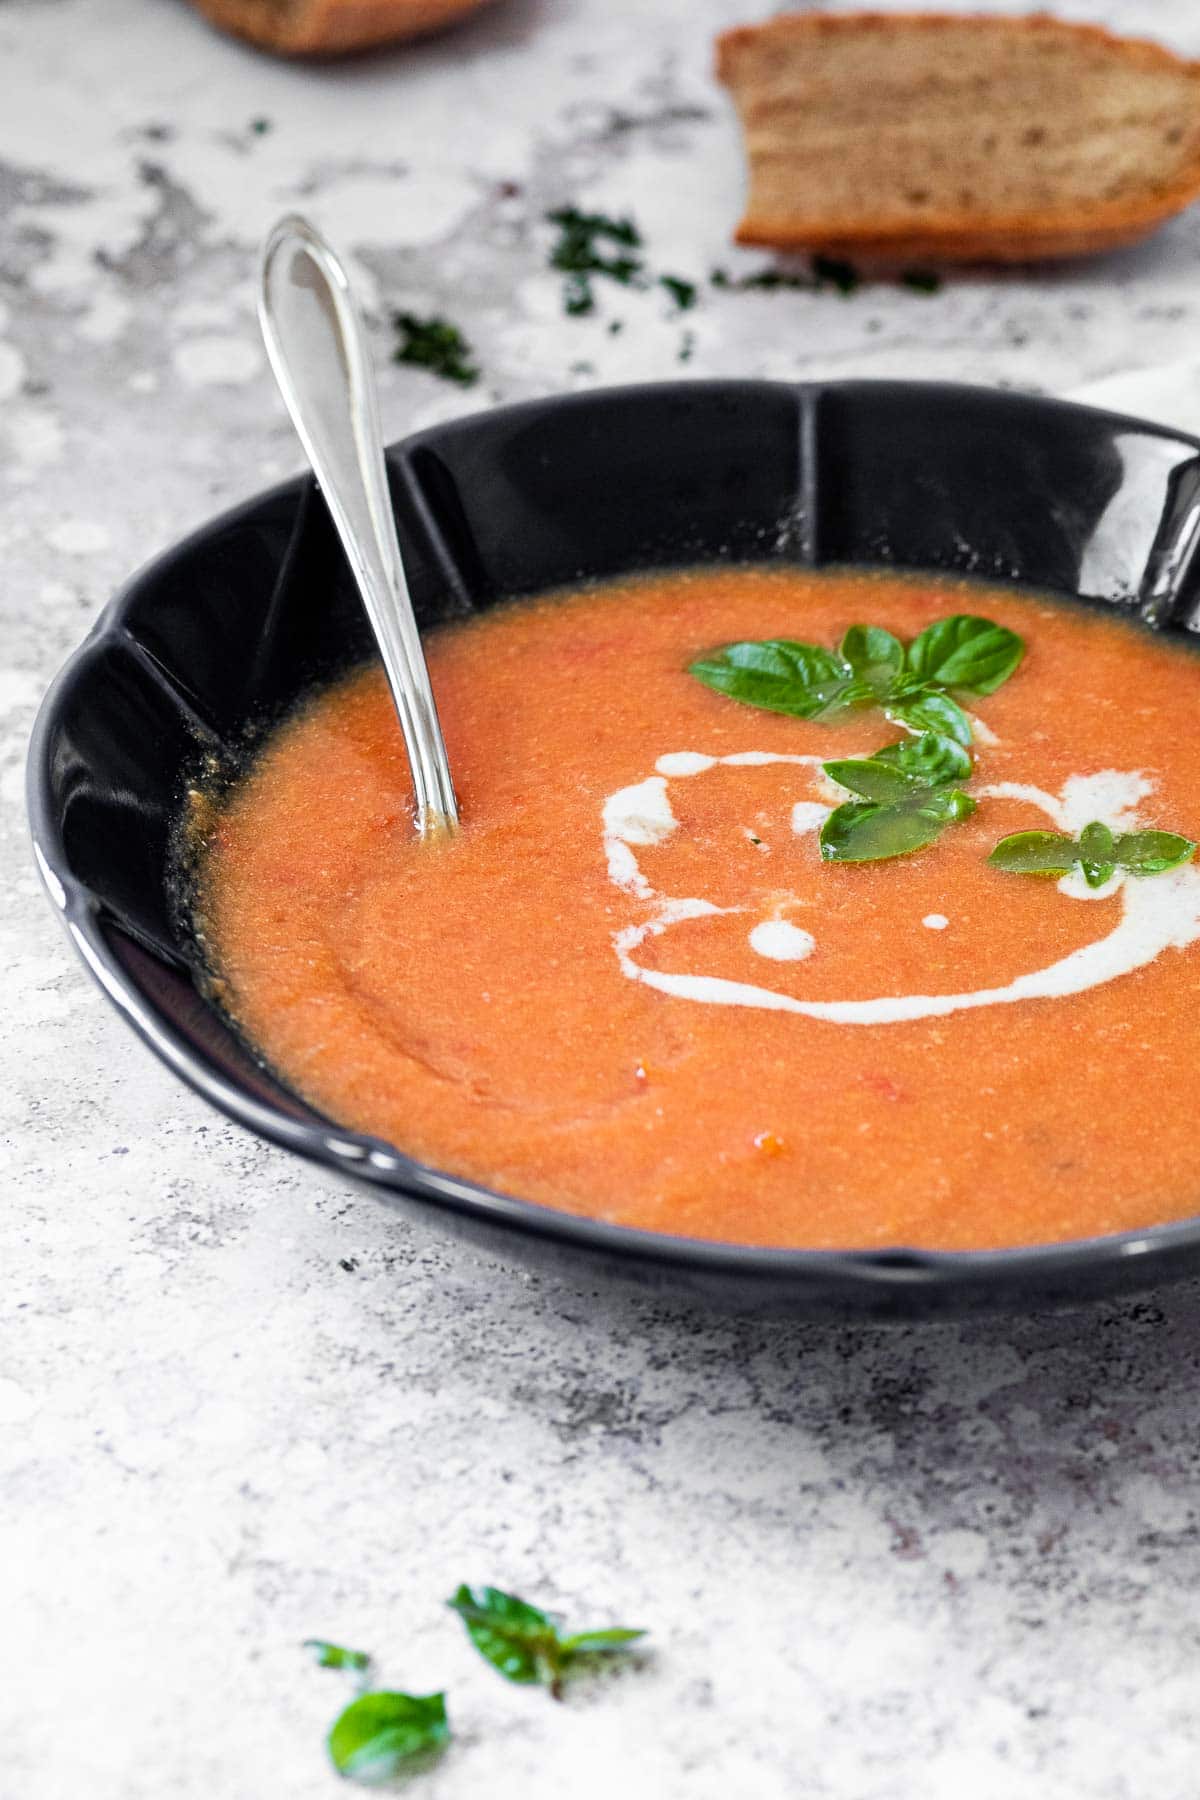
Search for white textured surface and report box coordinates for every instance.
[7,2,1200,1796]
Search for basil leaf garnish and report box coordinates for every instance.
[1113,830,1197,875]
[1078,820,1116,889]
[820,789,975,863]
[691,614,1021,740]
[904,614,1024,695]
[824,735,959,797]
[840,624,904,693]
[987,830,1078,876]
[448,1585,645,1696]
[989,822,1196,881]
[689,639,864,719]
[327,1691,449,1784]
[305,1639,372,1673]
[822,757,921,805]
[886,689,973,745]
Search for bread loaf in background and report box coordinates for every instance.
[189,0,494,55]
[717,11,1200,262]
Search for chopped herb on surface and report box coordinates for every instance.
[392,312,479,387]
[677,329,695,364]
[989,823,1196,887]
[902,267,942,293]
[660,273,697,311]
[812,254,861,294]
[250,116,272,135]
[448,1585,646,1699]
[547,206,645,315]
[327,1691,449,1784]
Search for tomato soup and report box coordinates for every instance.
[196,568,1200,1250]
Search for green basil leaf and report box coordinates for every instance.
[560,1627,647,1655]
[839,625,904,693]
[328,1692,448,1784]
[988,830,1077,876]
[820,793,966,862]
[822,757,920,804]
[689,639,856,719]
[904,615,1024,695]
[886,689,973,745]
[917,788,976,826]
[872,732,973,788]
[1078,820,1116,888]
[447,1585,560,1686]
[304,1639,371,1673]
[1113,830,1197,876]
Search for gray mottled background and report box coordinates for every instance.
[6,2,1200,1795]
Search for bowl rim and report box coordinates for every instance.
[28,375,1200,1297]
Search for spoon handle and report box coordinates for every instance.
[259,214,459,838]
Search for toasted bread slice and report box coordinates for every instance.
[717,12,1200,263]
[190,0,494,55]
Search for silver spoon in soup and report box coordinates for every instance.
[258,214,459,840]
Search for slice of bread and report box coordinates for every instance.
[716,12,1200,262]
[189,0,494,55]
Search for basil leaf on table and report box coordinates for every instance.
[904,614,1025,694]
[327,1691,449,1784]
[305,1639,372,1673]
[448,1585,646,1697]
[820,789,976,863]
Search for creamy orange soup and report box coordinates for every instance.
[197,568,1200,1250]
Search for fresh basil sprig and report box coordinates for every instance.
[327,1690,449,1784]
[821,732,977,862]
[689,614,1023,745]
[448,1585,645,1699]
[989,822,1196,888]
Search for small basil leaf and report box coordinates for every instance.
[917,788,976,826]
[873,732,972,788]
[689,639,854,719]
[821,798,953,862]
[988,830,1077,876]
[327,1692,448,1784]
[1113,830,1197,876]
[1078,820,1116,888]
[904,615,1024,694]
[304,1639,371,1673]
[822,757,920,804]
[447,1585,559,1686]
[886,689,972,745]
[839,624,904,692]
[560,1628,647,1655]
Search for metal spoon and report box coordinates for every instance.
[258,214,459,839]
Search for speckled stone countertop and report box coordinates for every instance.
[8,2,1200,1795]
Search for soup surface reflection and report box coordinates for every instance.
[198,568,1200,1249]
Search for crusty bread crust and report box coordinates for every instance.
[717,12,1200,263]
[190,0,494,55]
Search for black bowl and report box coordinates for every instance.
[28,379,1200,1318]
